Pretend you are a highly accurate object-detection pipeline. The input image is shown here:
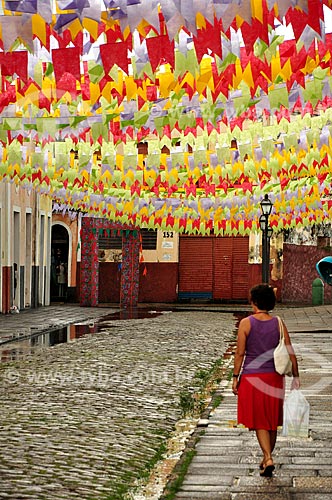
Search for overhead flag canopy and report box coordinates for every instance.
[1,0,332,234]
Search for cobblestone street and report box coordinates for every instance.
[0,309,238,499]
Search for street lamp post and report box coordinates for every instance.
[259,194,273,284]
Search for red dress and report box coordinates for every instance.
[237,316,285,430]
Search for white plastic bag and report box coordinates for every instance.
[282,390,310,438]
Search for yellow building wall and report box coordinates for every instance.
[142,230,179,263]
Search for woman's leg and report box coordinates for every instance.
[269,430,277,454]
[256,429,273,464]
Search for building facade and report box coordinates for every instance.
[75,218,284,306]
[2,191,331,312]
[0,182,52,313]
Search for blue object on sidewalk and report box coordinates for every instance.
[316,256,332,286]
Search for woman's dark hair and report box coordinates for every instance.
[250,284,276,311]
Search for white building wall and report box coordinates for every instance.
[0,181,52,313]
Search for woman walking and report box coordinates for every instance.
[232,284,300,477]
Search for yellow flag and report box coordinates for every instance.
[32,14,47,47]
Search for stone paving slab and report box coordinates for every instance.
[172,305,332,500]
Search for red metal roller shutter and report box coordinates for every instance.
[179,236,213,299]
[213,237,233,300]
[213,236,249,301]
[232,237,249,300]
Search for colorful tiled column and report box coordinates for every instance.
[80,217,99,306]
[80,218,140,308]
[120,229,140,308]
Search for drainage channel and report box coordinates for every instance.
[0,309,165,363]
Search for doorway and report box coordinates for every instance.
[51,224,69,301]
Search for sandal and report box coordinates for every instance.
[260,459,275,477]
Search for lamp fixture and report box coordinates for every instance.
[259,214,267,231]
[260,194,273,216]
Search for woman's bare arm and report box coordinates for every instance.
[232,317,250,395]
[283,319,300,389]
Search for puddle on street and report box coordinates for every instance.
[0,309,166,363]
[0,309,249,364]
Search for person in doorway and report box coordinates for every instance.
[13,263,18,299]
[57,262,67,297]
[232,284,300,477]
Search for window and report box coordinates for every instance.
[98,235,122,249]
[98,229,158,251]
[137,142,148,155]
[141,229,157,250]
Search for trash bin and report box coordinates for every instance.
[312,278,324,305]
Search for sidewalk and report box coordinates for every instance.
[170,304,332,500]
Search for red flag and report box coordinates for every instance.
[100,41,128,75]
[0,51,28,83]
[146,35,175,72]
[193,18,222,63]
[52,47,81,82]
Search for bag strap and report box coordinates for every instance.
[277,316,284,341]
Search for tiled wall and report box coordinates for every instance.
[282,244,332,304]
